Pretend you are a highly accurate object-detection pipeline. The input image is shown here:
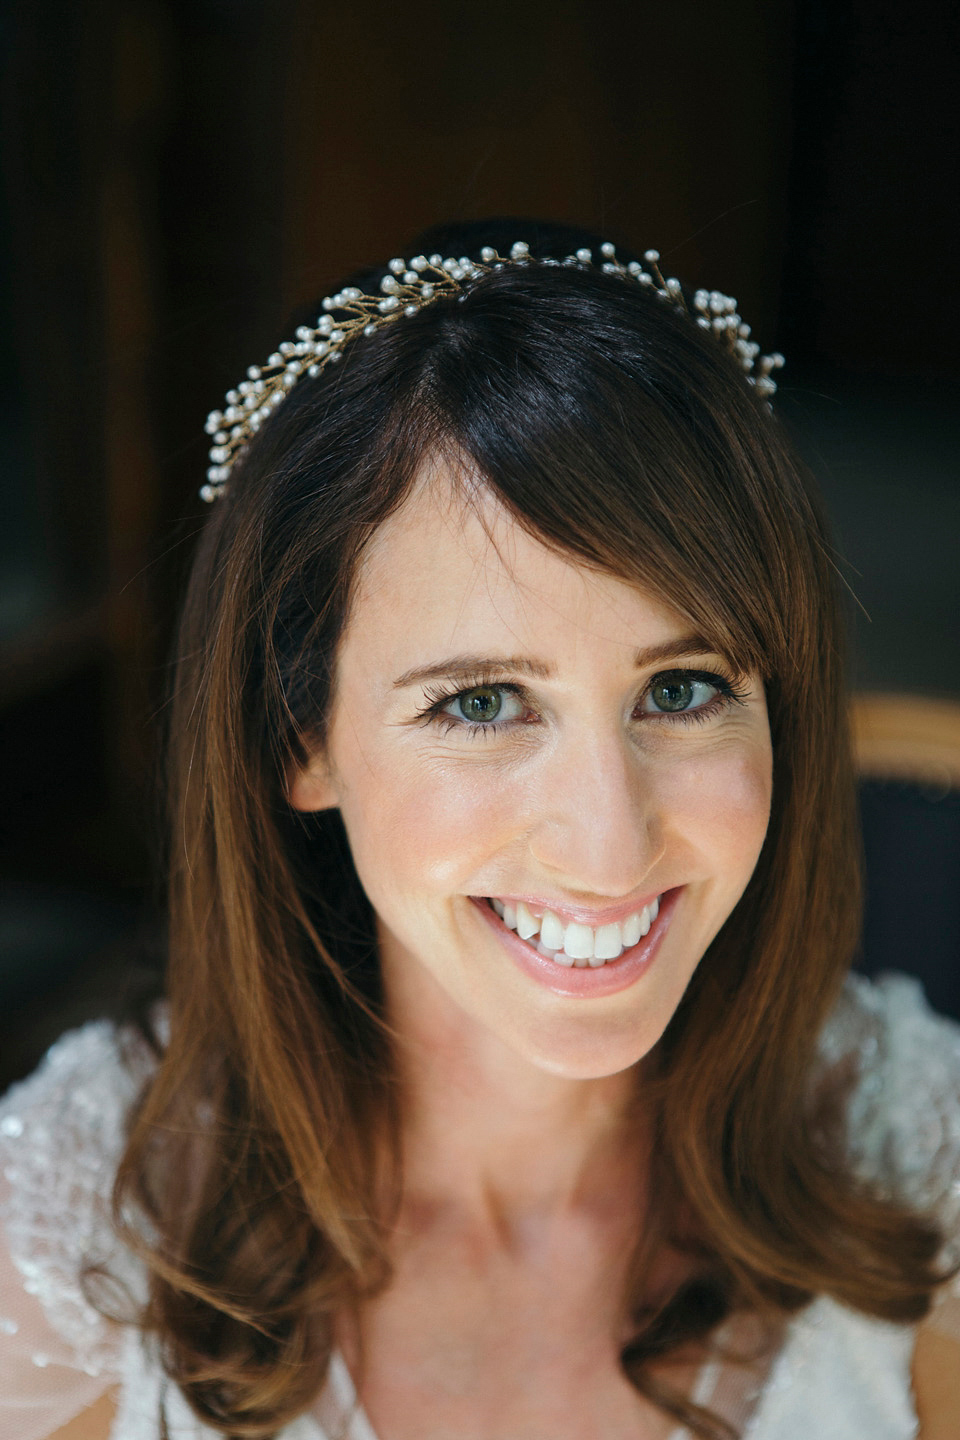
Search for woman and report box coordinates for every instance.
[1,219,959,1439]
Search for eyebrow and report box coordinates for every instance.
[393,633,720,689]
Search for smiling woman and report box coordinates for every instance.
[1,220,959,1440]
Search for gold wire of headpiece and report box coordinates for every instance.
[202,241,784,501]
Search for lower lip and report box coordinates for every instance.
[469,888,680,998]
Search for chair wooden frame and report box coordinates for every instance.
[850,693,960,794]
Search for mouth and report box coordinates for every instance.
[469,888,679,997]
[486,895,661,967]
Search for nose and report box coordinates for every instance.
[526,726,665,898]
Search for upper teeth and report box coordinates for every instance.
[489,896,660,967]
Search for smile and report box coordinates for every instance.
[487,897,661,967]
[471,888,679,999]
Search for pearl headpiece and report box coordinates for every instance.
[202,241,784,501]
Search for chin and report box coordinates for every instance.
[508,1006,672,1081]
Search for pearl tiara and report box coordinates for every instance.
[202,241,784,502]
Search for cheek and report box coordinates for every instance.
[660,742,773,872]
[333,730,520,898]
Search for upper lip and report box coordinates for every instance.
[475,889,673,928]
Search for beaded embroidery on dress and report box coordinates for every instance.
[1,972,959,1440]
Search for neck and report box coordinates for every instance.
[381,940,647,1233]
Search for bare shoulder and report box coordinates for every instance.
[48,1392,117,1440]
[913,1325,960,1439]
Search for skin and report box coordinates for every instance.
[292,466,774,1083]
[290,462,776,1438]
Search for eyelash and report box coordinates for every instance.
[416,669,750,739]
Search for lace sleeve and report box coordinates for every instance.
[0,1020,154,1440]
[832,973,960,1341]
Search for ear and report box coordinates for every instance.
[287,752,340,812]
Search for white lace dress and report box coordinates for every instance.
[1,974,959,1440]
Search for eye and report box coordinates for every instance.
[456,686,503,722]
[444,684,526,726]
[640,671,734,718]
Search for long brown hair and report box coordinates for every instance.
[115,220,943,1438]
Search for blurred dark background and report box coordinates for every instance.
[1,0,958,1083]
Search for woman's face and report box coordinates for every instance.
[291,466,773,1080]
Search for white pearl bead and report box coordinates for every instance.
[601,242,615,257]
[480,246,496,262]
[576,247,592,263]
[644,249,659,263]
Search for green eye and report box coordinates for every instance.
[650,677,696,712]
[458,686,503,722]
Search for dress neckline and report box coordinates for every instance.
[305,1343,741,1440]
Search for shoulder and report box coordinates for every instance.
[743,980,960,1440]
[820,971,960,1241]
[0,1016,161,1369]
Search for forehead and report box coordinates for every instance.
[344,463,694,680]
